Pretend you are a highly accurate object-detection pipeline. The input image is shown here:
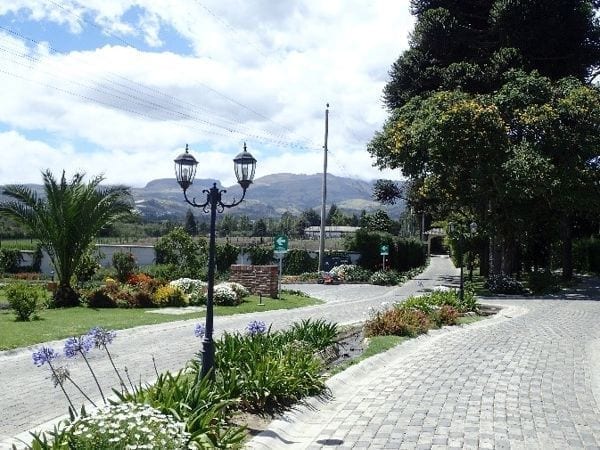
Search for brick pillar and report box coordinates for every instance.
[229,265,279,298]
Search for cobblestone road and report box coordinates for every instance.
[249,285,600,449]
[0,256,455,447]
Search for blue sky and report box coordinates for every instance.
[0,1,413,187]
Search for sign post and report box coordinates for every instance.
[380,244,389,271]
[274,235,289,297]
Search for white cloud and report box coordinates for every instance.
[0,1,414,187]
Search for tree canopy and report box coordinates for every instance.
[384,1,600,110]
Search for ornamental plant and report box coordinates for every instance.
[369,270,399,286]
[213,284,239,306]
[169,278,208,306]
[64,334,106,404]
[484,274,526,294]
[330,264,372,282]
[152,285,187,307]
[64,403,191,450]
[5,282,43,321]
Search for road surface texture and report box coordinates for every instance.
[0,256,454,448]
[248,279,600,449]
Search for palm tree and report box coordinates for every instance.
[0,170,132,307]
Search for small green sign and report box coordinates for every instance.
[274,235,288,253]
[380,244,389,256]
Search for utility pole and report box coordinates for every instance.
[318,103,329,272]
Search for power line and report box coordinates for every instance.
[39,0,320,150]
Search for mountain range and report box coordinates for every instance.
[1,173,404,220]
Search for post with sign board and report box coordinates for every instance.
[274,235,288,297]
[380,244,389,271]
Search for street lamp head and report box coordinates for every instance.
[233,142,257,190]
[470,221,478,234]
[174,144,198,191]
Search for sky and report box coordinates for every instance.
[0,1,414,188]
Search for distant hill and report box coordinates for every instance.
[133,173,405,220]
[1,174,405,220]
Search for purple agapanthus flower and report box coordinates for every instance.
[64,335,94,358]
[87,327,116,348]
[194,323,206,338]
[32,346,59,367]
[246,320,267,336]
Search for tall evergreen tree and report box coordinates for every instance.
[384,0,600,110]
[183,209,198,236]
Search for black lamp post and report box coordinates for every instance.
[174,143,256,379]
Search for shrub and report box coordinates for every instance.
[154,227,208,279]
[0,248,23,274]
[573,237,600,274]
[216,242,240,273]
[169,278,208,306]
[370,270,398,285]
[330,264,372,282]
[153,285,187,307]
[112,252,137,282]
[83,283,139,308]
[364,307,430,337]
[213,284,239,306]
[484,274,525,294]
[245,244,274,265]
[126,272,154,286]
[74,247,102,283]
[526,270,559,294]
[430,305,459,327]
[5,282,43,321]
[221,281,249,299]
[62,403,192,449]
[298,271,319,281]
[283,249,318,275]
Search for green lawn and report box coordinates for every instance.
[0,293,321,350]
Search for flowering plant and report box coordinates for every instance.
[213,284,239,306]
[194,323,206,338]
[64,403,192,450]
[246,320,267,336]
[170,278,208,306]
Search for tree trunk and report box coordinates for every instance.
[490,236,502,275]
[561,216,573,280]
[480,240,489,277]
[53,284,80,308]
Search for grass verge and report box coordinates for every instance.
[0,293,321,350]
[328,313,488,377]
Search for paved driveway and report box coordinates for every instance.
[249,282,600,449]
[0,256,457,447]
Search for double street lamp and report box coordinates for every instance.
[174,143,257,379]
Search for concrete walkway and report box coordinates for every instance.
[248,280,600,449]
[0,256,455,448]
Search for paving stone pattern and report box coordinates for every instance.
[0,256,454,447]
[249,297,600,449]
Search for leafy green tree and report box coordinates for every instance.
[0,171,132,306]
[300,208,321,226]
[154,227,208,279]
[183,209,198,236]
[252,219,268,237]
[384,0,600,110]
